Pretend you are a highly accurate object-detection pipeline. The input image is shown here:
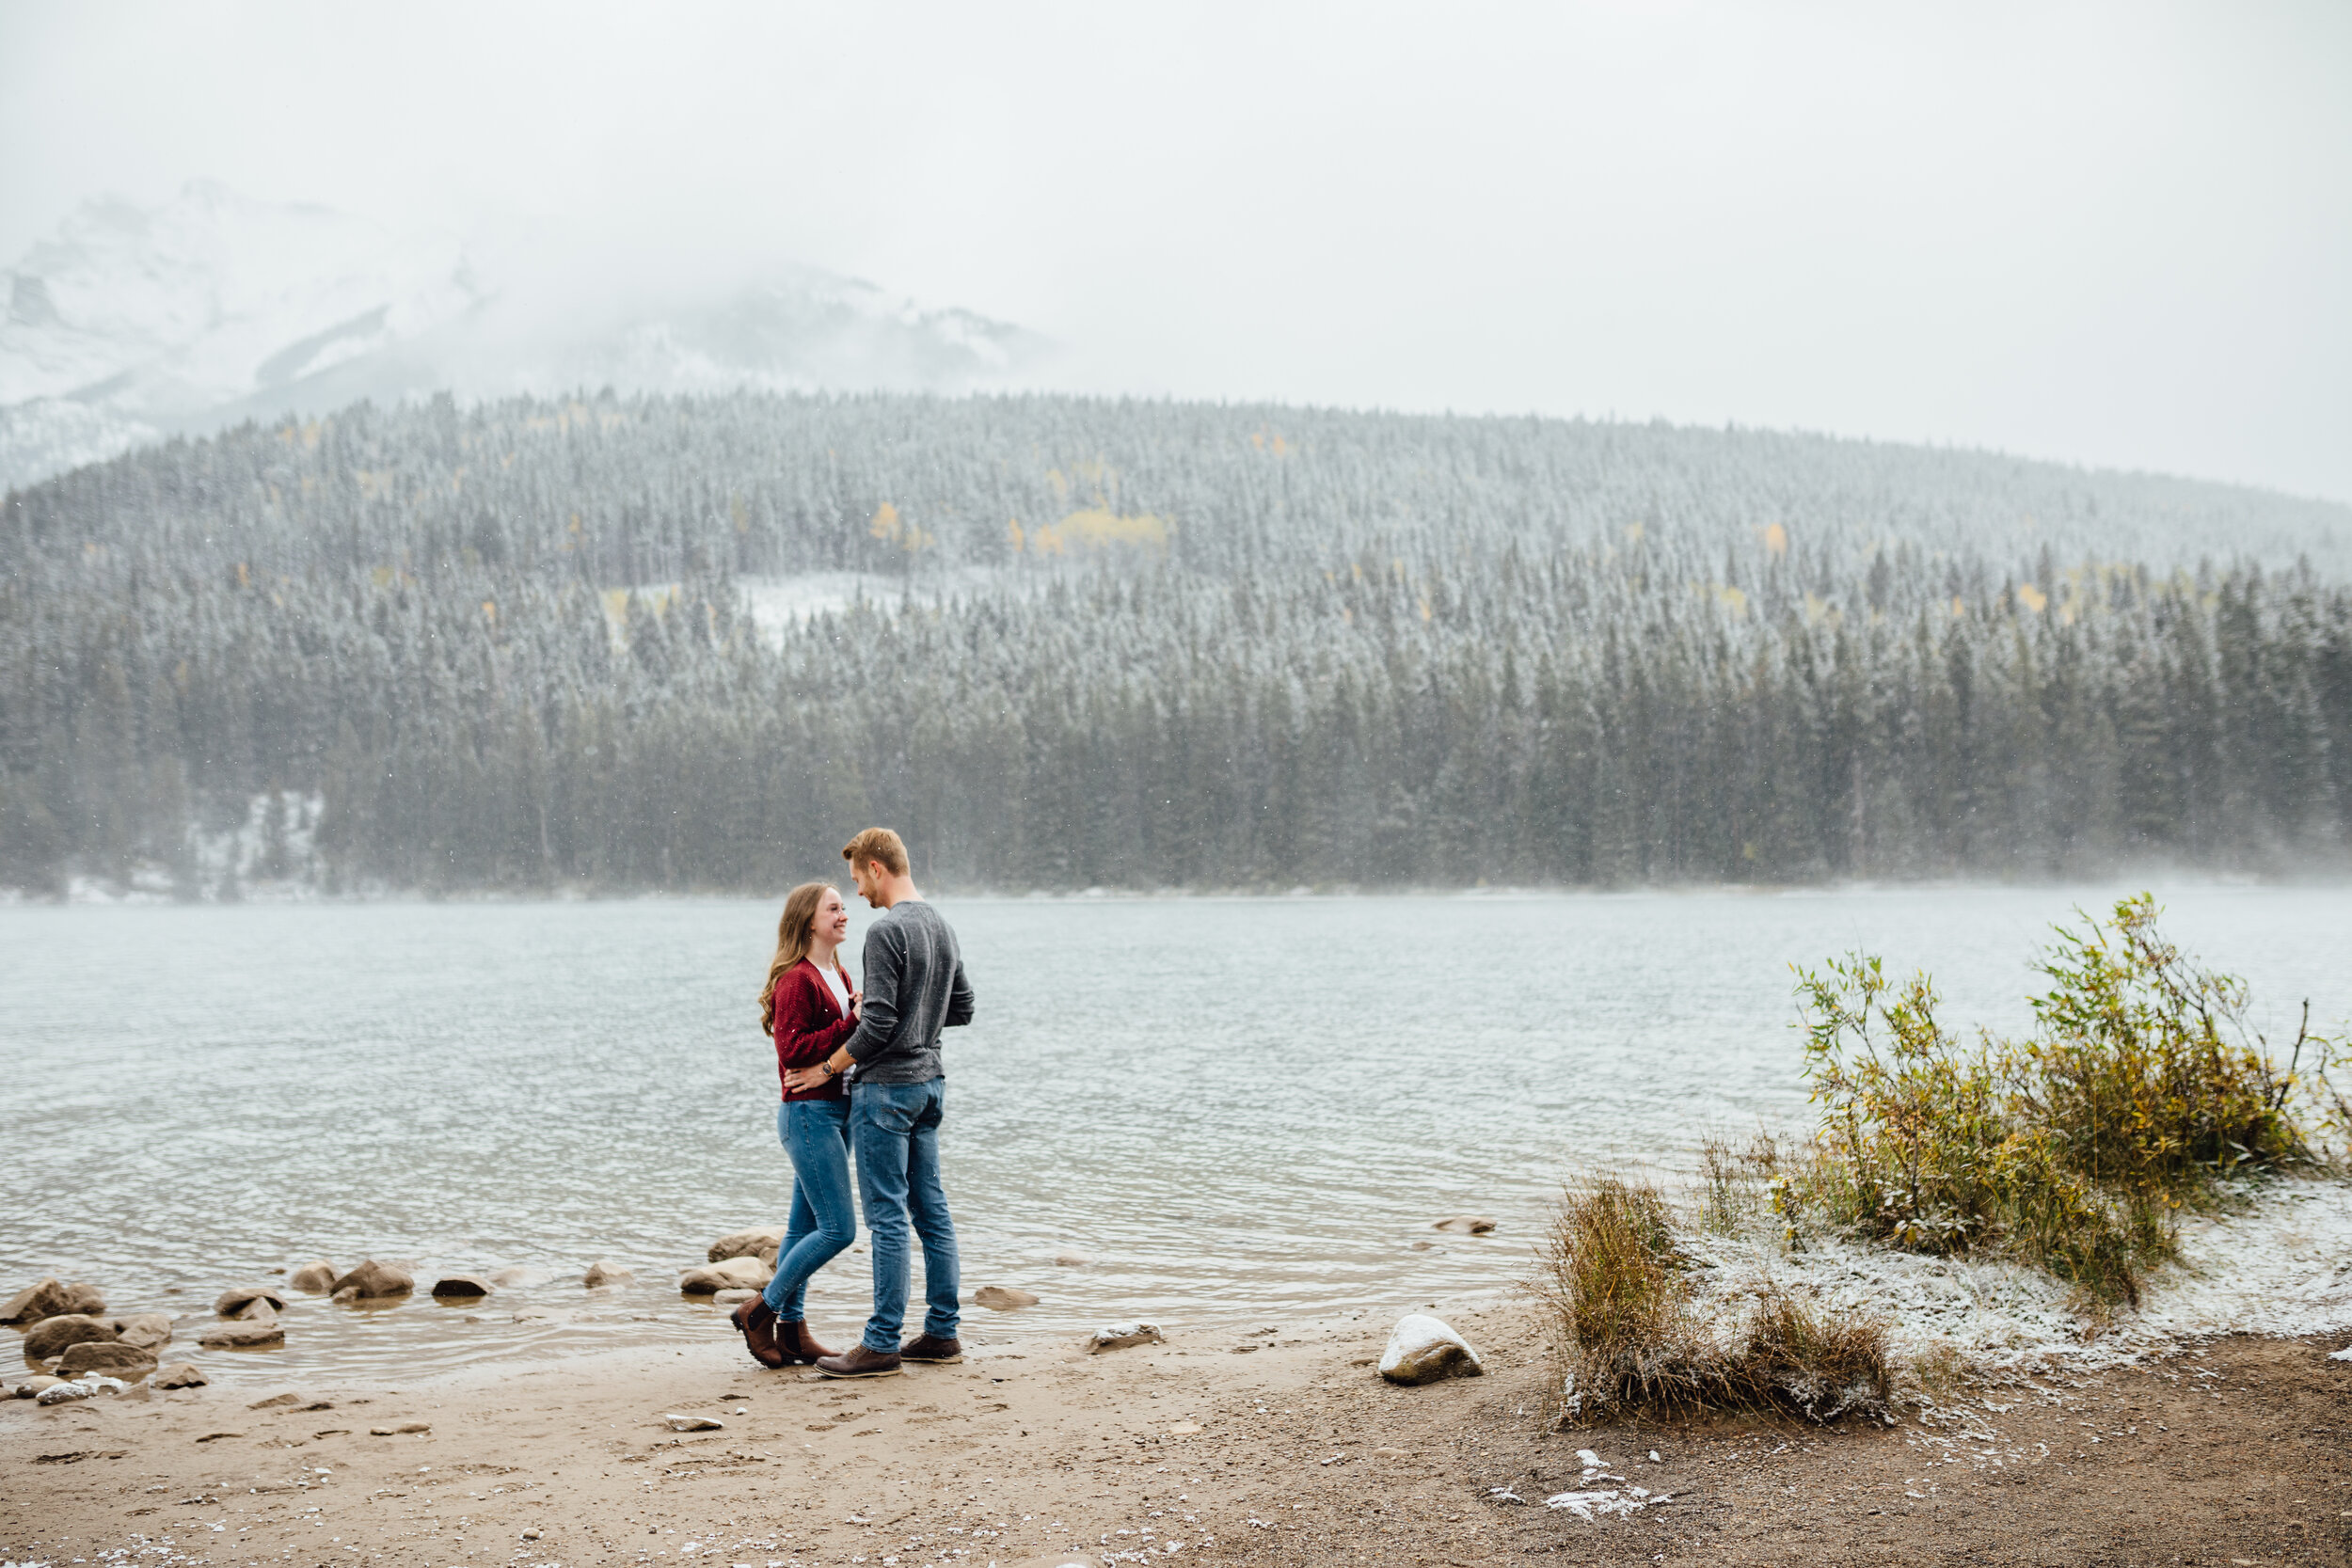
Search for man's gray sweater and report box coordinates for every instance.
[842,900,974,1085]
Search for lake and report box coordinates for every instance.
[4,883,2345,1384]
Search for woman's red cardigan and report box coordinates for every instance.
[770,958,857,1102]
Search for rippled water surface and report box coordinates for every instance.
[6,885,2345,1383]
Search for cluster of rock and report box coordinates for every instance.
[6,1257,431,1393]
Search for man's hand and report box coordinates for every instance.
[781,1064,830,1093]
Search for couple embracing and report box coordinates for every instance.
[735,827,974,1378]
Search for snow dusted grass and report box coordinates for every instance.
[1660,1176,2352,1390]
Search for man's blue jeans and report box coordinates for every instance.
[763,1097,856,1321]
[850,1077,960,1353]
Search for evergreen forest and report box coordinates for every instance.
[5,390,2349,895]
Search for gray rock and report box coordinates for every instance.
[60,1282,106,1317]
[1,1276,72,1324]
[1377,1313,1485,1386]
[231,1297,279,1323]
[974,1286,1041,1310]
[329,1260,415,1301]
[215,1284,290,1317]
[1431,1216,1496,1235]
[153,1362,210,1389]
[287,1261,338,1293]
[677,1257,771,1294]
[199,1323,286,1351]
[23,1313,118,1362]
[110,1313,174,1351]
[581,1260,633,1289]
[1085,1322,1164,1354]
[56,1340,158,1377]
[430,1275,495,1299]
[707,1228,786,1266]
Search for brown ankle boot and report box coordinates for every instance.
[813,1342,903,1378]
[731,1297,787,1369]
[773,1319,835,1364]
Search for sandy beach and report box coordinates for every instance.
[9,1291,2352,1568]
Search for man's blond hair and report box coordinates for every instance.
[841,827,910,877]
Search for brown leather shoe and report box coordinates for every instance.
[899,1333,962,1363]
[774,1319,835,1364]
[731,1297,787,1370]
[813,1342,903,1378]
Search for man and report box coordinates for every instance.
[781,827,975,1377]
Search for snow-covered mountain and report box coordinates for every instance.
[1,181,1045,491]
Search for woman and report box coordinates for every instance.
[733,880,863,1368]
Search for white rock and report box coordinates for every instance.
[2329,1344,2352,1362]
[37,1380,93,1404]
[1377,1313,1484,1386]
[1086,1322,1164,1354]
[662,1412,724,1431]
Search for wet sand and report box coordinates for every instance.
[8,1298,2350,1568]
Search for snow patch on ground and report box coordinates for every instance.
[1695,1180,2352,1370]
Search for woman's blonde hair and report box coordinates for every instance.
[760,880,848,1036]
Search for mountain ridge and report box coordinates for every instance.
[0,180,1045,491]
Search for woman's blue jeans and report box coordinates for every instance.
[762,1097,856,1320]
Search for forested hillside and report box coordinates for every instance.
[5,390,2349,894]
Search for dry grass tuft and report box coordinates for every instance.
[1541,1174,1893,1426]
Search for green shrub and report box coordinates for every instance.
[1793,893,2336,1303]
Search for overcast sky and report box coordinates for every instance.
[5,1,2348,501]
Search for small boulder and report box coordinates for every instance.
[110,1313,174,1351]
[430,1275,495,1299]
[489,1266,539,1288]
[287,1261,338,1294]
[153,1362,210,1389]
[1086,1322,1164,1354]
[1,1276,72,1324]
[678,1257,771,1294]
[329,1260,415,1301]
[36,1380,94,1404]
[707,1228,786,1266]
[974,1286,1041,1311]
[215,1285,289,1317]
[1431,1216,1496,1235]
[1378,1313,1485,1386]
[1053,1250,1094,1267]
[56,1340,158,1377]
[231,1298,279,1324]
[60,1282,106,1316]
[24,1313,118,1362]
[582,1260,633,1289]
[199,1323,286,1351]
[14,1374,64,1397]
